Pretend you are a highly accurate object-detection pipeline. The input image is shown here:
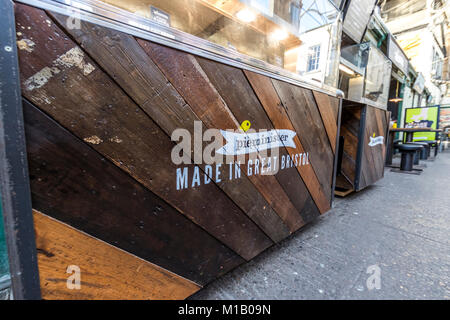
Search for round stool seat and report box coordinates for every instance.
[410,142,429,160]
[397,144,422,152]
[410,142,429,146]
[418,140,436,145]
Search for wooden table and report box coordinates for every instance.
[390,127,432,142]
[386,128,432,165]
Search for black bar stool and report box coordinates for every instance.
[417,140,436,158]
[411,142,429,160]
[412,144,425,165]
[391,144,423,174]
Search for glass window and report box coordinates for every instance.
[364,46,392,108]
[299,0,339,34]
[94,0,341,89]
[307,45,321,72]
[432,47,443,80]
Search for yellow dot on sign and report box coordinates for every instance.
[240,120,251,132]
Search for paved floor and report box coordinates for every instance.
[191,151,450,300]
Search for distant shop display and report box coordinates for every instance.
[439,107,450,129]
[404,106,440,141]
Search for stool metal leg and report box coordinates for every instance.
[401,152,414,171]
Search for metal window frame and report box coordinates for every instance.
[15,0,342,97]
[0,0,41,300]
[307,44,321,72]
[342,0,378,44]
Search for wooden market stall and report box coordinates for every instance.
[2,0,343,299]
[336,42,392,194]
[336,100,390,193]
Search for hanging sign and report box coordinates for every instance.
[150,6,171,27]
[413,73,425,94]
[343,0,377,43]
[388,36,409,75]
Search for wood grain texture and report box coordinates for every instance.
[337,102,389,191]
[24,99,244,285]
[312,91,339,154]
[33,210,200,300]
[138,39,304,232]
[195,57,307,229]
[271,80,334,204]
[358,106,388,191]
[244,70,330,214]
[50,15,290,243]
[336,105,362,189]
[17,4,272,261]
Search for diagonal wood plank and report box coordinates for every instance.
[271,80,335,206]
[16,3,272,261]
[24,99,244,285]
[195,57,311,227]
[49,12,290,244]
[312,91,339,154]
[33,210,200,300]
[244,70,331,214]
[138,39,305,232]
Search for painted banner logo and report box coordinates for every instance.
[217,129,297,155]
[368,136,384,147]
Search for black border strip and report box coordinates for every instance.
[331,98,343,204]
[354,104,368,191]
[0,0,41,300]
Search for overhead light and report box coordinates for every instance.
[389,82,403,103]
[236,8,256,23]
[271,29,288,41]
[339,64,355,76]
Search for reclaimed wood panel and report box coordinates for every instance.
[358,106,389,191]
[337,102,389,191]
[244,70,331,214]
[49,14,290,243]
[312,91,339,154]
[16,2,341,300]
[336,105,362,189]
[16,4,272,261]
[23,99,244,285]
[33,210,200,300]
[195,56,307,228]
[271,80,335,203]
[138,39,305,232]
